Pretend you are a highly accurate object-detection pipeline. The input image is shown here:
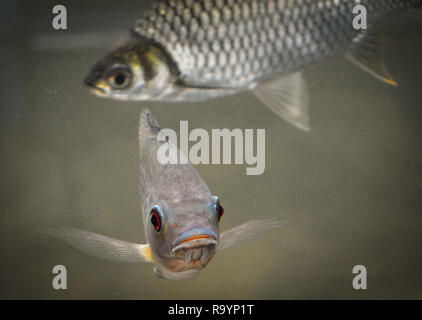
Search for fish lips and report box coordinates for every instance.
[84,76,103,92]
[171,228,218,253]
[84,75,96,88]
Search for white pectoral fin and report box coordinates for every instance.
[347,29,397,86]
[218,219,290,251]
[253,72,310,131]
[40,227,153,263]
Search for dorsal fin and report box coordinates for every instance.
[139,108,161,142]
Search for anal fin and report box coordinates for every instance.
[347,30,397,86]
[253,72,310,131]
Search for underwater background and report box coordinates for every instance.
[0,0,422,299]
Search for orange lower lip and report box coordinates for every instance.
[92,88,105,95]
[179,235,212,244]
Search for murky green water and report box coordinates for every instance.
[1,0,421,299]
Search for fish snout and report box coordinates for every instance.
[84,75,97,88]
[171,228,218,253]
[84,75,107,96]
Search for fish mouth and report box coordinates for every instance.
[171,228,218,253]
[84,75,97,88]
[84,76,106,95]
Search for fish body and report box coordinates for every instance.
[131,0,410,88]
[43,109,287,279]
[137,109,220,279]
[85,0,422,129]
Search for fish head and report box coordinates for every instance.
[145,195,224,280]
[84,37,174,101]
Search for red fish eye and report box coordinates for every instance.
[150,209,161,232]
[217,202,224,222]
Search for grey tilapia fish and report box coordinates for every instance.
[42,109,287,280]
[84,0,422,130]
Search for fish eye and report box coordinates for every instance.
[215,197,224,222]
[150,206,163,233]
[105,65,132,90]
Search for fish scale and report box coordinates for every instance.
[84,0,422,129]
[132,0,419,88]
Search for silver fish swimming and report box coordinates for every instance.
[43,109,286,280]
[84,0,422,130]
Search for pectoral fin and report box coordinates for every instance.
[253,72,310,131]
[347,30,397,86]
[154,267,165,279]
[40,227,153,263]
[218,219,289,251]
